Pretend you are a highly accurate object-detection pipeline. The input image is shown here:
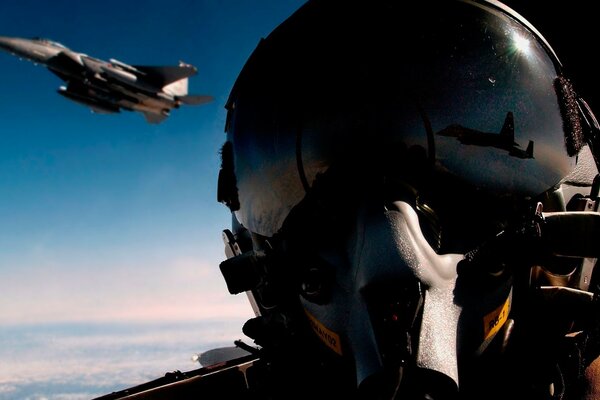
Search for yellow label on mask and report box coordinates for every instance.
[483,294,511,340]
[304,309,343,355]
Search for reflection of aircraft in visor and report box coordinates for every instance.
[437,112,534,159]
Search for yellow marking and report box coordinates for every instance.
[483,294,511,340]
[304,309,343,356]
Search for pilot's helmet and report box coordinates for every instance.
[219,0,597,241]
[218,0,599,395]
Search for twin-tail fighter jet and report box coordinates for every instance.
[0,36,213,123]
[436,111,534,159]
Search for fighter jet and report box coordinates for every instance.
[0,36,213,123]
[436,112,534,159]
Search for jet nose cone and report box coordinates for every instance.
[0,36,19,52]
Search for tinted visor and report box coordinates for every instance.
[227,0,576,236]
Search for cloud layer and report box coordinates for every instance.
[0,320,251,400]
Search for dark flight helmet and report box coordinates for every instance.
[218,0,599,395]
[220,0,597,238]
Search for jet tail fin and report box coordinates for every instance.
[133,63,197,88]
[163,77,189,97]
[525,140,534,158]
[500,111,515,142]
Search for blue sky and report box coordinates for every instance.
[0,0,306,397]
[0,0,306,323]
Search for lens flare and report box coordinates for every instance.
[512,32,531,54]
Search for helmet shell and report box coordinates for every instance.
[225,0,576,237]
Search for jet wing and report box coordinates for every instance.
[178,94,214,105]
[132,64,198,87]
[46,51,86,77]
